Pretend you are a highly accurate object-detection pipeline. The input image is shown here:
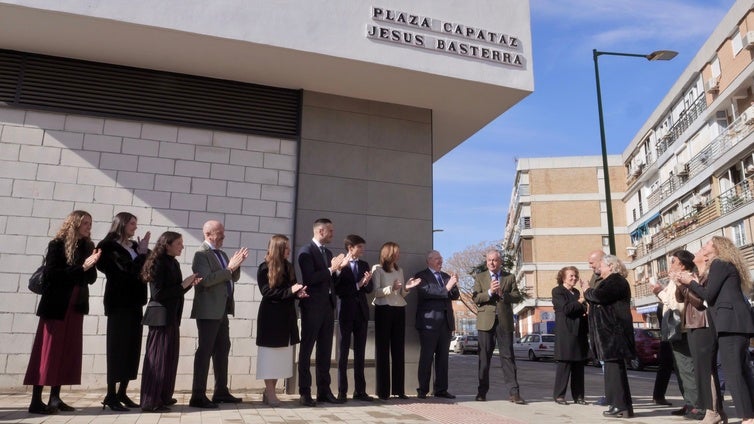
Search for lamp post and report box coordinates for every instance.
[593,49,677,255]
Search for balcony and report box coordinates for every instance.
[655,95,707,158]
[637,177,753,257]
[647,106,754,209]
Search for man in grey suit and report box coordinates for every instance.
[189,220,248,408]
[472,250,525,404]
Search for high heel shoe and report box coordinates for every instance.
[117,394,139,408]
[102,396,129,412]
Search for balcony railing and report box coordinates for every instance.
[636,177,754,257]
[656,95,707,157]
[647,107,754,209]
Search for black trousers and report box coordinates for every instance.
[191,315,231,399]
[374,305,405,398]
[604,360,632,410]
[553,361,585,401]
[718,333,754,419]
[688,325,722,411]
[477,319,519,396]
[337,316,368,395]
[298,304,334,397]
[417,328,451,395]
[652,340,677,400]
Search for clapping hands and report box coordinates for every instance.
[136,231,151,255]
[359,270,372,288]
[227,247,249,271]
[182,273,202,289]
[83,248,101,271]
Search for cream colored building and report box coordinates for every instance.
[0,1,533,392]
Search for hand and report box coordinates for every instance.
[227,247,249,271]
[490,278,501,295]
[446,272,458,291]
[137,231,151,255]
[359,270,372,287]
[297,286,310,298]
[404,277,421,290]
[578,278,588,291]
[182,273,201,289]
[677,271,693,286]
[83,248,101,270]
[292,283,304,293]
[331,253,347,271]
[392,278,402,291]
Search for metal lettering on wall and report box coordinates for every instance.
[367,6,525,68]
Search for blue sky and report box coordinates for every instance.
[432,0,736,258]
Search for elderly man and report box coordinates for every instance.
[189,220,248,408]
[414,250,460,399]
[472,250,525,404]
[587,249,605,288]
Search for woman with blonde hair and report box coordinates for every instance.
[678,236,754,424]
[581,254,635,418]
[256,234,306,406]
[371,242,420,400]
[24,210,101,414]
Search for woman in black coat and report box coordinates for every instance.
[582,254,635,419]
[96,212,150,410]
[139,232,200,412]
[256,234,305,406]
[552,266,589,405]
[678,236,754,424]
[24,210,101,414]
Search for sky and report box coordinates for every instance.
[432,0,737,258]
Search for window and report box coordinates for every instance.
[732,221,747,246]
[732,30,743,56]
[711,56,721,79]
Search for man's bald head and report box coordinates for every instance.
[588,250,605,275]
[203,220,225,248]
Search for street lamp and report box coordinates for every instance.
[593,49,677,255]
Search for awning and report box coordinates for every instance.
[635,303,659,314]
[630,212,661,240]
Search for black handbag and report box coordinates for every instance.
[28,264,47,294]
[661,308,682,342]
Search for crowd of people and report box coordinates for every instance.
[22,211,754,423]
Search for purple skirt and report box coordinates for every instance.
[140,324,179,410]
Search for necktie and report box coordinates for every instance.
[319,245,328,265]
[213,250,233,297]
[434,271,443,287]
[351,260,359,289]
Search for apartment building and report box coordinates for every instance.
[501,156,637,336]
[623,0,754,319]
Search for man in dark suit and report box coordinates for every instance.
[297,218,347,407]
[414,250,460,399]
[335,234,374,402]
[189,220,248,408]
[586,249,608,406]
[471,250,525,403]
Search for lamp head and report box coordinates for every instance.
[646,50,678,61]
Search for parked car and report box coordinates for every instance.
[449,334,479,354]
[513,333,555,361]
[628,328,661,370]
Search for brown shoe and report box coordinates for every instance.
[509,394,526,405]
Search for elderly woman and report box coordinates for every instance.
[552,266,589,405]
[678,236,754,424]
[581,254,635,418]
[24,210,101,414]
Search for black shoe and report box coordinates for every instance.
[316,392,344,404]
[434,391,456,399]
[117,394,139,408]
[555,397,568,405]
[102,396,128,412]
[142,405,170,413]
[49,400,74,412]
[671,405,689,416]
[28,402,56,415]
[188,397,218,409]
[165,398,178,406]
[603,406,634,418]
[575,398,588,405]
[212,393,242,403]
[653,398,672,406]
[396,394,409,400]
[416,391,427,399]
[509,394,526,404]
[299,395,316,407]
[475,393,486,401]
[337,392,348,402]
[353,393,374,402]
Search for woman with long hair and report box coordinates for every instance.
[679,236,754,424]
[96,212,151,410]
[139,231,200,412]
[552,266,588,405]
[371,242,420,400]
[24,210,101,414]
[581,254,635,419]
[255,234,306,406]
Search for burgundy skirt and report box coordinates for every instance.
[24,286,83,386]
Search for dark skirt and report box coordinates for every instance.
[140,324,179,410]
[24,286,83,386]
[106,306,144,382]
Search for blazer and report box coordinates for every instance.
[256,261,301,347]
[335,258,374,322]
[191,241,241,319]
[37,238,97,320]
[143,254,191,326]
[552,284,589,361]
[297,241,336,309]
[472,270,521,332]
[689,259,754,335]
[96,238,148,315]
[414,268,460,332]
